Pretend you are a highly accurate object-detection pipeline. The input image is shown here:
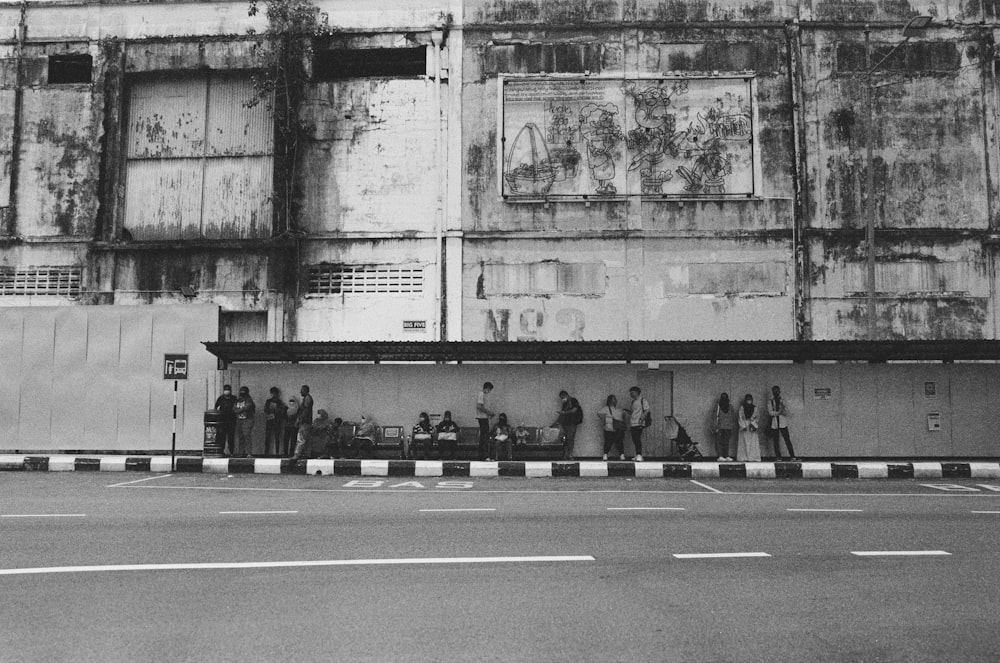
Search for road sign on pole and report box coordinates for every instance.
[163,354,188,471]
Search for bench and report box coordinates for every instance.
[370,425,405,460]
[454,425,565,461]
[512,426,565,461]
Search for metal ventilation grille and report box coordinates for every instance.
[0,266,82,296]
[308,265,424,295]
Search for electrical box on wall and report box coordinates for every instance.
[927,413,942,432]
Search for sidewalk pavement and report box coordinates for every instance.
[2,454,999,479]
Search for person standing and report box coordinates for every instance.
[713,392,737,462]
[737,393,761,462]
[436,411,460,460]
[476,382,496,461]
[234,386,256,458]
[263,387,286,457]
[283,394,300,457]
[553,390,583,460]
[627,386,650,462]
[767,385,797,461]
[297,385,314,428]
[214,384,237,457]
[598,394,627,461]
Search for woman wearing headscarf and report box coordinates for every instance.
[737,394,761,462]
[490,413,513,461]
[291,408,336,461]
[713,392,737,462]
[411,412,435,460]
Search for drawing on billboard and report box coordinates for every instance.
[501,76,755,198]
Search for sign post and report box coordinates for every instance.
[163,354,189,471]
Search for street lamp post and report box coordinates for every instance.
[863,16,932,339]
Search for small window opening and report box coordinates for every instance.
[314,48,426,80]
[48,54,92,84]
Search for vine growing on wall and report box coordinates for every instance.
[247,0,331,235]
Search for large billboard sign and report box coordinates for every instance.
[500,76,757,199]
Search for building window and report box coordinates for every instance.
[314,48,427,80]
[47,54,92,84]
[122,73,274,241]
[835,42,959,74]
[0,266,82,296]
[307,264,425,295]
[219,311,268,342]
[482,262,606,296]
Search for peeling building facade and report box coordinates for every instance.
[2,0,1000,455]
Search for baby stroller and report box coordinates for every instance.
[664,415,702,461]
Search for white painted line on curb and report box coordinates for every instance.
[107,474,175,488]
[689,480,723,493]
[219,511,298,515]
[419,508,497,512]
[850,550,951,557]
[673,552,771,559]
[787,508,863,512]
[1,514,86,518]
[607,507,685,511]
[0,556,596,576]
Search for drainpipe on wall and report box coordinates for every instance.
[785,20,811,340]
[431,29,444,341]
[6,0,27,236]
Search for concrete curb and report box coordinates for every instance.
[2,455,999,479]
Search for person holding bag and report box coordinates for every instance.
[767,385,797,461]
[598,394,627,461]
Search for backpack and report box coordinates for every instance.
[570,398,583,424]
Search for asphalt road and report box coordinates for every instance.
[2,473,999,662]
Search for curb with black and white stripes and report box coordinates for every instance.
[2,455,999,479]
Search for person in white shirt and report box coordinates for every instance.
[597,394,627,461]
[476,381,496,461]
[626,386,650,462]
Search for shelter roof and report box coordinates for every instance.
[203,340,1000,366]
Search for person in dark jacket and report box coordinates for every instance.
[263,387,286,457]
[214,385,237,457]
[234,386,256,458]
[552,390,583,460]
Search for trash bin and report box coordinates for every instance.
[203,409,224,458]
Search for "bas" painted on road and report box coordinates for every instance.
[342,480,474,489]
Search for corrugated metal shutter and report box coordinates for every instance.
[127,77,206,159]
[206,76,272,156]
[220,310,268,341]
[124,73,273,240]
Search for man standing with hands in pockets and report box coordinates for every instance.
[476,381,496,461]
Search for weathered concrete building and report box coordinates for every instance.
[1,0,999,456]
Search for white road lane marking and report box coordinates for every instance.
[607,507,685,511]
[219,511,298,515]
[673,552,771,559]
[787,508,863,512]
[689,480,724,493]
[969,511,1000,514]
[850,550,951,557]
[419,508,496,512]
[107,474,175,488]
[1,514,86,518]
[0,555,596,576]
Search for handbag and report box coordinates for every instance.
[642,400,652,427]
[610,407,627,432]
